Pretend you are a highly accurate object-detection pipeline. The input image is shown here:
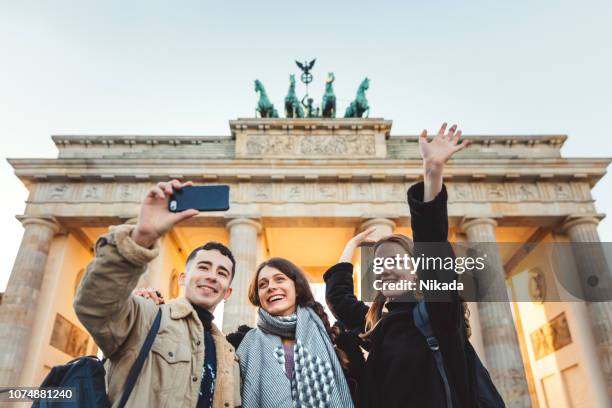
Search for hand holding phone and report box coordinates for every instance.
[131,180,200,248]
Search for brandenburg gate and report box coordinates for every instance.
[1,117,611,407]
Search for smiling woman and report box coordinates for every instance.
[233,257,358,408]
[248,258,307,317]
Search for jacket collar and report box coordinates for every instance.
[168,297,197,320]
[167,297,224,338]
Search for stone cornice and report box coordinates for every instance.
[49,133,566,148]
[51,135,233,147]
[7,157,610,186]
[48,130,570,162]
[390,134,567,146]
[229,118,393,135]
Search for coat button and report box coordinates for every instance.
[196,340,201,346]
[168,351,174,357]
[192,376,198,382]
[224,403,229,407]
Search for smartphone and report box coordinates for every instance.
[168,185,230,212]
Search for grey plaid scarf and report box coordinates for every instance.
[236,306,354,408]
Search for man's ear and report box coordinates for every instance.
[223,287,233,301]
[178,271,186,287]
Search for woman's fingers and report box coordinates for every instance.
[447,124,457,141]
[358,238,376,247]
[148,288,164,304]
[355,227,377,241]
[133,288,149,298]
[361,226,377,235]
[133,287,165,304]
[436,122,448,140]
[421,123,463,145]
[453,139,470,152]
[452,130,462,145]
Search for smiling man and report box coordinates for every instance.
[74,180,241,408]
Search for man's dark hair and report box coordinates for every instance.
[185,242,236,279]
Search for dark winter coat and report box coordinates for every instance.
[324,182,477,408]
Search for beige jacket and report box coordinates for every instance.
[74,224,241,408]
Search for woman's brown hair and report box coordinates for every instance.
[362,234,415,339]
[248,257,349,367]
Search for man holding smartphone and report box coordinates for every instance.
[74,180,241,408]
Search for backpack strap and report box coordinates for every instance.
[413,301,453,408]
[118,308,162,408]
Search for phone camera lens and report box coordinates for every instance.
[170,201,177,211]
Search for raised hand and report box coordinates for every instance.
[339,227,377,263]
[131,180,199,248]
[418,123,469,168]
[419,123,470,201]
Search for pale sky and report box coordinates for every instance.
[1,0,611,291]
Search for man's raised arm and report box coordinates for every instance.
[73,180,198,357]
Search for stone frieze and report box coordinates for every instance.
[244,134,376,157]
[33,181,592,204]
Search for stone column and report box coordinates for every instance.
[360,217,396,240]
[461,218,531,407]
[466,301,487,367]
[18,234,68,387]
[563,217,612,398]
[223,218,261,333]
[0,216,60,386]
[566,302,610,407]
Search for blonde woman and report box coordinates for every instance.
[324,123,498,408]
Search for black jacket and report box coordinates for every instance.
[324,182,476,408]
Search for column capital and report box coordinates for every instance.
[562,215,602,233]
[226,217,262,233]
[16,215,60,234]
[359,217,396,232]
[459,217,498,233]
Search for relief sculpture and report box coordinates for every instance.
[82,185,102,200]
[48,184,70,200]
[246,135,295,155]
[530,312,572,360]
[245,135,375,157]
[517,184,538,201]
